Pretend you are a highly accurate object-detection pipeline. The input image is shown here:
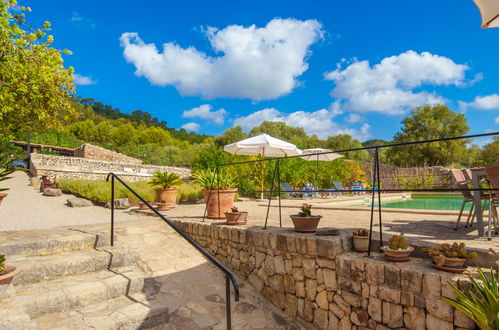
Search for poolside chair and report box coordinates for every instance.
[303,182,320,198]
[484,164,499,233]
[280,182,303,198]
[351,181,365,195]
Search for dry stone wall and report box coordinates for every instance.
[170,219,475,330]
[74,143,143,164]
[30,154,191,181]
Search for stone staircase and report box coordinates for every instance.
[0,228,165,329]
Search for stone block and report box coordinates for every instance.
[43,188,62,196]
[276,234,287,252]
[382,301,403,328]
[316,228,340,236]
[291,255,302,267]
[401,292,414,306]
[270,274,285,293]
[414,295,425,308]
[297,298,305,319]
[248,272,264,292]
[316,291,329,310]
[336,256,351,277]
[361,282,369,298]
[250,230,264,247]
[454,309,475,329]
[292,267,304,282]
[274,255,286,275]
[351,258,365,280]
[328,312,339,330]
[426,313,453,330]
[330,302,347,319]
[350,308,369,327]
[67,198,93,207]
[323,269,338,291]
[284,275,295,294]
[305,279,318,300]
[314,307,328,329]
[423,273,441,297]
[304,299,314,322]
[441,278,458,300]
[296,281,305,298]
[285,294,298,319]
[366,262,384,285]
[316,257,335,269]
[302,258,317,279]
[378,286,400,304]
[426,294,453,322]
[295,236,307,254]
[286,235,297,253]
[306,237,318,257]
[369,285,379,298]
[317,268,324,285]
[404,306,425,330]
[317,238,342,259]
[384,264,400,289]
[284,259,293,274]
[263,255,275,275]
[342,291,361,307]
[333,295,351,314]
[268,232,277,249]
[368,297,382,323]
[401,268,422,295]
[338,316,352,330]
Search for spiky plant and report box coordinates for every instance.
[353,229,369,237]
[192,169,236,190]
[0,254,5,272]
[148,172,183,189]
[387,234,410,250]
[441,267,499,330]
[425,242,478,260]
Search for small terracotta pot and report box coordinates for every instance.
[290,215,322,233]
[432,255,466,269]
[138,202,149,210]
[157,203,174,212]
[352,235,369,252]
[203,189,237,219]
[0,193,6,207]
[224,212,248,225]
[155,188,178,204]
[0,266,20,299]
[381,246,414,260]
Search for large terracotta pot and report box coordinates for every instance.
[0,266,20,299]
[224,212,248,225]
[203,189,237,219]
[290,215,322,233]
[0,193,6,207]
[352,235,369,252]
[155,188,178,204]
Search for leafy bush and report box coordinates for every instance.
[148,172,183,188]
[177,183,203,202]
[192,169,236,189]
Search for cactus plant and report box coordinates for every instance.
[425,242,477,260]
[231,206,239,212]
[387,234,410,250]
[353,229,369,237]
[0,254,4,272]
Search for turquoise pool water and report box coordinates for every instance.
[379,194,486,211]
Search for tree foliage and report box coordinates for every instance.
[386,104,470,167]
[0,1,76,136]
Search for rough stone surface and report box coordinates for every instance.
[43,188,62,196]
[67,198,93,207]
[105,198,130,209]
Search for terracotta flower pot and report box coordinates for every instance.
[0,193,7,206]
[381,246,414,261]
[157,203,174,212]
[224,212,248,225]
[290,215,322,233]
[352,235,369,252]
[432,256,466,269]
[0,266,20,299]
[155,188,178,204]
[203,189,237,219]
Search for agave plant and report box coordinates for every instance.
[148,172,183,189]
[192,169,236,190]
[441,267,499,330]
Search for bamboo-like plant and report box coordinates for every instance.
[192,169,236,190]
[441,267,499,330]
[148,172,183,189]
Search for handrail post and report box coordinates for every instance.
[367,149,378,257]
[111,175,115,247]
[226,274,232,330]
[375,147,383,246]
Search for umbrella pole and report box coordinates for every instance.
[316,155,319,191]
[261,149,265,200]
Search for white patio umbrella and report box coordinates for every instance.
[224,134,302,199]
[473,0,499,28]
[301,148,343,189]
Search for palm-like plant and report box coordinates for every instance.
[192,169,236,190]
[441,266,499,330]
[148,172,183,189]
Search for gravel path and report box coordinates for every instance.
[0,171,141,231]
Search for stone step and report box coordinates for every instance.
[7,265,149,319]
[10,247,139,285]
[31,294,170,330]
[0,227,110,256]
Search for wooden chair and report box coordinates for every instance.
[484,163,499,233]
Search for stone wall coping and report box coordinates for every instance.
[34,167,152,177]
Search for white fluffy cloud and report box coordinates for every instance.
[181,122,200,132]
[495,117,499,124]
[232,107,370,140]
[73,74,96,86]
[345,113,362,124]
[120,18,323,101]
[325,50,470,114]
[459,94,499,111]
[182,104,227,125]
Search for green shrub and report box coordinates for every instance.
[177,183,203,202]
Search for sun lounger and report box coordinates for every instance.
[280,182,303,198]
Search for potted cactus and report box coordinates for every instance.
[192,169,237,219]
[425,242,477,272]
[148,172,184,204]
[224,206,248,225]
[381,234,414,261]
[0,254,20,300]
[352,229,369,252]
[290,203,322,233]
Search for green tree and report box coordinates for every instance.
[214,126,248,147]
[325,134,369,161]
[386,105,470,167]
[0,1,76,136]
[250,121,309,148]
[480,137,499,165]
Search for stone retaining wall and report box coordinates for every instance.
[170,220,475,330]
[362,164,452,189]
[30,154,191,181]
[74,143,143,164]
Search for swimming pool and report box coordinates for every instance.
[373,194,490,211]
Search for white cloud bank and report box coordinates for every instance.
[459,94,499,111]
[232,107,370,141]
[120,18,323,101]
[182,104,227,125]
[181,122,200,132]
[73,74,96,86]
[325,50,471,115]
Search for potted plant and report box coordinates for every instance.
[224,206,248,225]
[290,203,322,233]
[381,234,414,261]
[156,202,175,212]
[0,254,20,300]
[352,229,369,252]
[425,242,477,272]
[192,169,237,219]
[148,172,184,204]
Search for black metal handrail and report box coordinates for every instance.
[106,172,239,330]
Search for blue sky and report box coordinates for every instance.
[25,0,499,143]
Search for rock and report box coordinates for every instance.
[378,286,401,304]
[350,308,369,327]
[328,312,339,329]
[303,299,314,322]
[382,301,403,328]
[315,228,340,236]
[67,198,93,207]
[368,297,382,323]
[313,308,328,329]
[425,294,453,322]
[284,294,298,319]
[426,313,453,330]
[302,258,316,279]
[323,269,338,291]
[43,188,62,197]
[105,198,130,209]
[295,281,305,298]
[404,306,425,330]
[315,291,329,309]
[305,279,317,300]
